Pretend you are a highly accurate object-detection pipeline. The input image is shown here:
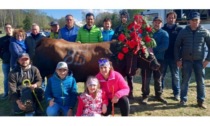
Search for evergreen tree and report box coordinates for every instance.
[23,15,32,31]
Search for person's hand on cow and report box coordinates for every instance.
[16,99,26,111]
[176,60,182,68]
[111,96,119,104]
[49,98,55,107]
[102,104,107,114]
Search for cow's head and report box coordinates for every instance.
[137,53,160,70]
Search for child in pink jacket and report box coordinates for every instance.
[76,76,108,116]
[96,58,130,116]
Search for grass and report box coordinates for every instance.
[0,62,210,116]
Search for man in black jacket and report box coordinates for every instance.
[162,11,183,101]
[0,23,13,99]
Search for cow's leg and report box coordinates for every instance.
[127,75,134,99]
[141,68,152,104]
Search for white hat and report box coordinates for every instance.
[56,62,68,69]
[86,77,99,86]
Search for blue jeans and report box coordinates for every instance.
[46,103,69,116]
[181,60,205,103]
[2,63,10,96]
[162,59,180,97]
[25,111,35,116]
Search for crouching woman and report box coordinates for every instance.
[96,58,130,116]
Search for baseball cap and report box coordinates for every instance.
[188,12,200,20]
[50,21,59,26]
[153,16,163,22]
[86,77,99,86]
[56,62,68,70]
[18,53,30,60]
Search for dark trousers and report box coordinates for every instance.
[103,96,130,116]
[141,60,164,98]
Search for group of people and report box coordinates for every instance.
[0,10,210,116]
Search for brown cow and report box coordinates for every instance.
[33,38,159,82]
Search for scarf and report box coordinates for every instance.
[15,40,27,52]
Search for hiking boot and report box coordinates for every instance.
[128,92,134,100]
[141,97,148,105]
[155,96,167,104]
[197,102,207,109]
[180,101,186,106]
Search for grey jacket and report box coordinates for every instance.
[174,25,210,61]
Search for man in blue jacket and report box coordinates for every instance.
[45,61,78,116]
[141,16,169,105]
[58,14,79,42]
[174,12,210,109]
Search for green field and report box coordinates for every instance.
[0,61,210,116]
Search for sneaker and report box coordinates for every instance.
[197,102,207,109]
[155,96,167,104]
[141,97,148,105]
[180,101,186,106]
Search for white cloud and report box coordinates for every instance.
[82,9,119,16]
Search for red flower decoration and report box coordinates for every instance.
[127,40,137,49]
[138,29,143,34]
[116,14,156,60]
[122,47,129,54]
[117,52,124,60]
[118,34,126,42]
[145,26,152,33]
[145,35,151,43]
[127,22,134,30]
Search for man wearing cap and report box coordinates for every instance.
[49,21,60,39]
[45,61,78,116]
[174,11,210,109]
[140,16,169,105]
[58,14,79,42]
[8,53,43,116]
[112,10,136,99]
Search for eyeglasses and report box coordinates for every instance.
[16,35,24,37]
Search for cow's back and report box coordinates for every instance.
[33,38,119,82]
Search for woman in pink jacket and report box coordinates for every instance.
[96,58,130,116]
